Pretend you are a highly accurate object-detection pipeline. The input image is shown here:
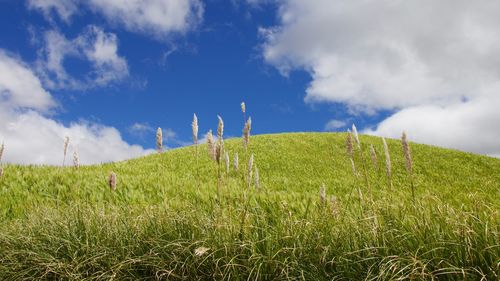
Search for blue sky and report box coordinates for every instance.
[1,0,499,164]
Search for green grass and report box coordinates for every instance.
[0,132,498,280]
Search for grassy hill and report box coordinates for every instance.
[0,132,499,280]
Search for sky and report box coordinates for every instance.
[0,0,499,165]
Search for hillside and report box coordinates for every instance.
[0,133,499,280]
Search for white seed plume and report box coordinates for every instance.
[370,144,378,169]
[156,127,163,153]
[248,153,254,187]
[73,150,80,168]
[382,137,392,179]
[194,246,210,256]
[224,151,230,173]
[234,152,239,171]
[320,184,326,205]
[254,165,260,189]
[243,117,252,150]
[217,115,224,141]
[206,130,216,161]
[352,124,361,149]
[108,171,117,191]
[241,102,246,113]
[401,132,413,175]
[192,114,198,145]
[330,195,339,217]
[63,136,70,166]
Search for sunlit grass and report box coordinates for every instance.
[0,133,498,280]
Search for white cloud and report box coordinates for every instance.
[128,122,154,136]
[261,0,500,156]
[28,0,204,38]
[324,119,346,132]
[37,26,129,90]
[0,50,55,111]
[27,0,78,23]
[0,49,152,165]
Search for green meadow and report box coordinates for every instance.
[0,132,498,280]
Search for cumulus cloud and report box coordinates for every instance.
[37,26,129,90]
[261,0,500,156]
[28,0,204,38]
[0,49,152,165]
[324,119,346,132]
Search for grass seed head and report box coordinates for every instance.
[156,127,163,153]
[330,195,339,217]
[108,172,117,191]
[241,102,246,113]
[382,137,392,178]
[370,144,378,169]
[194,247,210,256]
[63,137,70,166]
[217,115,224,141]
[346,130,354,159]
[248,153,254,186]
[192,114,198,145]
[401,131,413,175]
[234,152,239,171]
[352,124,361,149]
[73,150,80,168]
[207,130,216,161]
[243,117,252,150]
[350,158,357,176]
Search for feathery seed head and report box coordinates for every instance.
[350,158,357,176]
[217,115,224,140]
[346,130,353,159]
[243,117,252,150]
[241,102,246,113]
[401,131,413,174]
[63,137,69,155]
[194,247,210,256]
[73,150,79,168]
[382,137,392,178]
[352,124,361,149]
[248,153,254,186]
[234,152,239,171]
[254,165,260,189]
[192,114,198,145]
[206,130,216,161]
[370,144,378,169]
[330,195,339,217]
[108,171,117,191]
[156,127,163,153]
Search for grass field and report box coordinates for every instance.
[0,132,499,280]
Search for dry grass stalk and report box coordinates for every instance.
[192,114,198,145]
[224,151,230,174]
[216,116,225,164]
[108,172,117,191]
[73,150,80,168]
[0,142,4,163]
[320,184,326,205]
[243,117,252,150]
[350,158,357,176]
[206,130,216,161]
[234,152,239,171]
[401,132,413,174]
[352,124,361,149]
[247,153,254,188]
[370,144,378,169]
[346,130,354,159]
[194,247,210,257]
[156,127,163,153]
[382,137,392,188]
[254,165,260,189]
[63,137,70,166]
[330,195,339,217]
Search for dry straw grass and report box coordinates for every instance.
[156,128,163,153]
[254,165,260,189]
[108,172,117,191]
[206,130,216,161]
[63,137,70,166]
[243,117,252,150]
[224,151,230,174]
[320,184,326,205]
[73,150,80,169]
[234,153,239,171]
[247,153,254,188]
[370,144,378,170]
[192,114,198,145]
[382,137,392,188]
